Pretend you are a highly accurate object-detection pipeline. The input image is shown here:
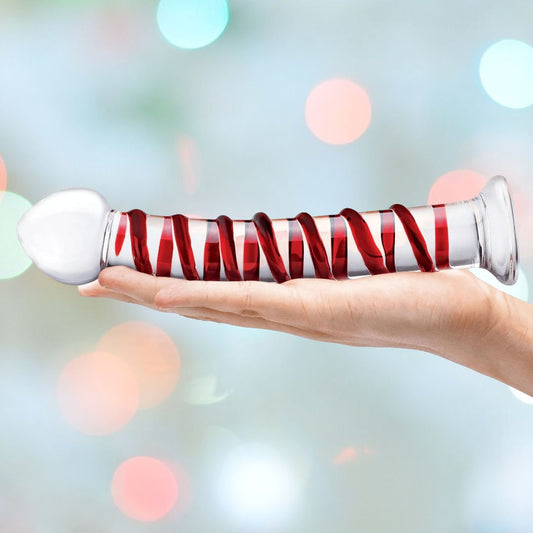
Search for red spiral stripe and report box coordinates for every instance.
[330,215,348,280]
[390,204,435,272]
[380,210,396,273]
[127,209,153,275]
[216,215,242,281]
[115,212,128,256]
[340,208,389,275]
[172,214,200,280]
[288,218,304,279]
[433,204,450,270]
[252,212,291,283]
[243,220,260,281]
[115,203,449,282]
[296,212,334,280]
[156,216,173,277]
[203,220,221,281]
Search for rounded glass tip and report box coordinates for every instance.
[16,189,111,285]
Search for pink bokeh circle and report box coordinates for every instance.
[305,79,372,145]
[111,457,179,522]
[428,169,487,204]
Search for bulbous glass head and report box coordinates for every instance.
[17,189,111,285]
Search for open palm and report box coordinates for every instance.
[79,266,502,363]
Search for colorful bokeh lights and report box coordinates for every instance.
[56,351,139,435]
[96,321,181,409]
[0,155,6,194]
[479,39,533,109]
[157,0,229,49]
[1,1,533,532]
[0,190,32,280]
[427,169,487,204]
[111,457,179,522]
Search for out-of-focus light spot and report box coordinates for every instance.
[509,387,533,405]
[470,266,529,302]
[57,351,139,435]
[479,39,533,109]
[97,321,180,409]
[177,134,200,195]
[305,79,372,145]
[216,444,300,528]
[157,0,229,50]
[428,169,487,204]
[0,156,7,195]
[0,191,32,280]
[183,374,231,405]
[334,446,357,465]
[333,445,375,465]
[112,457,179,522]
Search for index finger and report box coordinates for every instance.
[154,278,298,322]
[96,266,178,305]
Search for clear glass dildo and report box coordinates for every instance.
[17,176,518,286]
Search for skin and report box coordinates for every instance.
[79,266,533,397]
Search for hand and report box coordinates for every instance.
[79,266,533,395]
[78,266,506,364]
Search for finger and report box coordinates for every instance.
[97,266,177,305]
[78,281,139,305]
[78,279,103,297]
[154,279,299,322]
[173,306,336,343]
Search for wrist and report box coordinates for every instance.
[427,277,533,395]
[419,273,508,375]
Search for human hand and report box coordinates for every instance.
[78,266,514,376]
[79,266,533,394]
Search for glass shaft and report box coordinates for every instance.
[104,199,482,282]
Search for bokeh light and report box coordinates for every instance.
[334,445,374,465]
[305,79,372,145]
[157,0,229,50]
[479,39,533,109]
[427,169,487,204]
[334,446,357,465]
[97,321,180,409]
[182,374,231,405]
[216,444,300,528]
[0,155,6,195]
[0,191,32,280]
[56,351,139,435]
[111,457,179,522]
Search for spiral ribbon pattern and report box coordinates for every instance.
[113,204,450,282]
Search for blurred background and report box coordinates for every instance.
[1,0,533,531]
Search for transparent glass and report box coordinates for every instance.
[17,176,518,286]
[104,175,519,285]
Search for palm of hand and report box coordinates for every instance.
[79,266,500,354]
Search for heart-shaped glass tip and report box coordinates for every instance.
[17,189,111,285]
